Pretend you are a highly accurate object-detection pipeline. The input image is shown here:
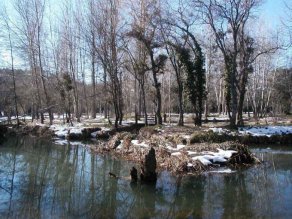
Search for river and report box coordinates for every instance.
[0,136,291,218]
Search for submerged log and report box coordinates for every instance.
[140,147,157,183]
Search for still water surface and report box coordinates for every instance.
[0,137,291,219]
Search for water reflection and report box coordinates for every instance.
[0,137,292,218]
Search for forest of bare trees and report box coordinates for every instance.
[0,0,291,128]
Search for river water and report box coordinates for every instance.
[0,137,291,219]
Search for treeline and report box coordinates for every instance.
[0,0,291,127]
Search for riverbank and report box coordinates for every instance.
[89,126,260,175]
[2,119,292,175]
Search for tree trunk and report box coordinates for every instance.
[140,79,148,126]
[150,60,162,125]
[103,66,108,119]
[177,81,184,126]
[8,25,19,127]
[91,46,97,119]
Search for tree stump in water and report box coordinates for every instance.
[140,147,157,183]
[130,167,138,182]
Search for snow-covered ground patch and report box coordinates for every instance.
[209,148,237,159]
[166,145,183,151]
[131,140,149,148]
[208,127,238,136]
[49,124,85,138]
[207,116,230,121]
[182,135,191,139]
[0,117,8,122]
[0,115,33,123]
[50,125,69,138]
[209,126,292,137]
[192,149,237,166]
[192,156,212,165]
[177,144,186,150]
[209,127,227,134]
[122,119,145,125]
[101,127,111,132]
[238,126,292,137]
[171,152,182,156]
[187,151,198,156]
[69,128,83,134]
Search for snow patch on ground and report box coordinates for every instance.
[187,151,198,156]
[69,128,83,134]
[177,144,186,150]
[187,163,193,167]
[207,116,230,121]
[192,149,237,166]
[131,140,149,148]
[182,135,191,139]
[238,126,292,137]
[192,156,212,165]
[209,127,226,134]
[209,126,292,137]
[171,152,182,156]
[208,148,237,159]
[49,124,86,138]
[101,127,111,132]
[166,144,186,151]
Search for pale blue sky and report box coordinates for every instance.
[261,0,286,27]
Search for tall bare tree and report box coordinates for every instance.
[14,0,54,124]
[128,0,167,125]
[1,9,20,126]
[193,0,276,127]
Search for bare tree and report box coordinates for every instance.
[14,0,54,124]
[158,4,185,126]
[1,9,20,126]
[90,0,125,127]
[128,0,167,125]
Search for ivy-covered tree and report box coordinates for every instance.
[176,44,206,126]
[273,68,292,115]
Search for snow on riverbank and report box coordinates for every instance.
[0,115,33,123]
[238,126,292,137]
[49,124,82,138]
[49,123,96,138]
[131,140,149,148]
[191,148,237,166]
[209,126,292,137]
